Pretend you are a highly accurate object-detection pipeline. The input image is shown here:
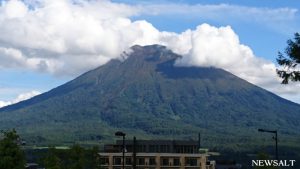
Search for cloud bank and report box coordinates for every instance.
[0,0,300,103]
[0,90,41,108]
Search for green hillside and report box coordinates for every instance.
[0,45,299,151]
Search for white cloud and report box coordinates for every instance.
[0,0,160,76]
[170,24,300,103]
[0,90,41,108]
[138,3,298,22]
[0,0,299,103]
[3,0,28,18]
[0,47,60,73]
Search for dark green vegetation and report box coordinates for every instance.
[0,45,300,154]
[277,32,300,84]
[0,130,26,169]
[36,145,101,169]
[0,130,101,169]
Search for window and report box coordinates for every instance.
[173,158,180,166]
[161,158,169,166]
[137,145,146,152]
[185,158,197,166]
[160,145,169,152]
[126,157,132,165]
[174,146,181,153]
[149,158,156,165]
[160,145,163,152]
[114,157,121,165]
[137,158,145,165]
[100,157,109,165]
[149,145,156,152]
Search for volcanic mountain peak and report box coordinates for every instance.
[0,44,300,148]
[128,44,180,62]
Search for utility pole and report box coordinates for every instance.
[133,136,136,169]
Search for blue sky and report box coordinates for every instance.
[0,0,300,105]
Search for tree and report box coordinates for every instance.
[90,146,102,169]
[0,129,26,169]
[68,144,85,169]
[277,32,300,84]
[43,147,62,169]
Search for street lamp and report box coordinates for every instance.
[258,129,278,160]
[115,131,126,169]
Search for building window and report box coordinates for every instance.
[173,158,180,166]
[185,158,197,166]
[174,146,180,153]
[149,145,156,152]
[161,158,169,166]
[149,158,156,165]
[100,157,109,165]
[137,158,145,165]
[160,145,169,153]
[126,157,132,165]
[114,157,122,165]
[137,145,146,152]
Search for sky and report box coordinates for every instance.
[0,0,300,107]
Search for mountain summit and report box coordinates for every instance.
[0,45,299,148]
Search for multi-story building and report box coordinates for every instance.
[99,140,215,169]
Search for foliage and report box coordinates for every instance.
[0,129,26,169]
[43,147,62,169]
[69,144,85,169]
[40,145,101,169]
[88,146,102,169]
[277,33,300,84]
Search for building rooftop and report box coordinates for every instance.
[115,139,199,145]
[99,152,209,157]
[103,139,201,154]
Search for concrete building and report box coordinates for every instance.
[99,140,215,169]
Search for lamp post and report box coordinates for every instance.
[258,129,278,160]
[115,131,126,169]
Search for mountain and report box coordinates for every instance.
[0,45,300,150]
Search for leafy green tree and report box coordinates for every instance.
[43,147,62,169]
[277,32,300,84]
[68,144,85,169]
[0,129,26,169]
[90,146,102,169]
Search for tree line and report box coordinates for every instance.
[0,129,102,169]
